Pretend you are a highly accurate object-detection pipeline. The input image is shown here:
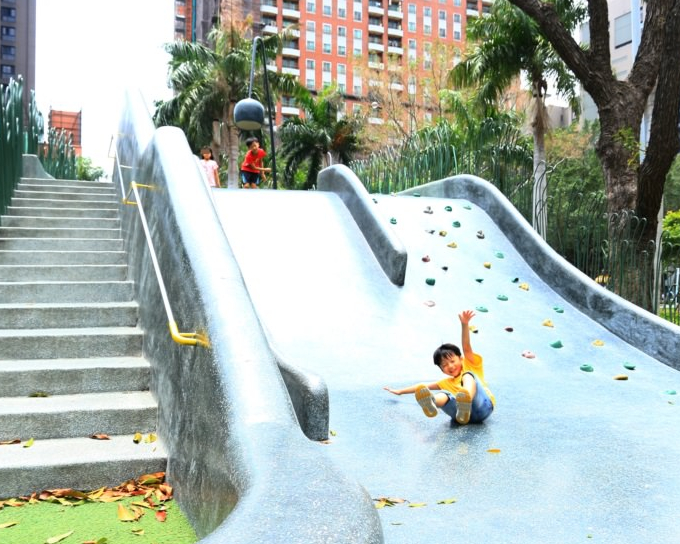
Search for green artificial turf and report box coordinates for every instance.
[0,495,197,544]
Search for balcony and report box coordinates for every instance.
[282,7,301,19]
[387,45,403,55]
[263,24,279,34]
[368,116,385,125]
[367,61,385,70]
[389,82,404,90]
[282,66,301,76]
[368,41,385,52]
[387,7,403,19]
[387,25,403,37]
[282,106,301,116]
[368,2,384,16]
[368,23,385,34]
[261,3,278,15]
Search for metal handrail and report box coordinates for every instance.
[111,137,209,348]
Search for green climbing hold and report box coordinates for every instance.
[475,306,488,312]
[452,221,461,228]
[426,278,436,286]
[497,295,508,301]
[665,390,677,395]
[553,306,564,313]
[580,364,594,372]
[494,251,505,259]
[623,362,636,371]
[475,278,484,283]
[511,277,519,283]
[390,218,397,224]
[445,205,453,212]
[463,204,472,210]
[550,340,564,348]
[413,193,421,197]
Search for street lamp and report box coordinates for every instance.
[233,36,278,189]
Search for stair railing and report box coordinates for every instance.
[111,138,209,347]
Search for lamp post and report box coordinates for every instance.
[233,36,278,189]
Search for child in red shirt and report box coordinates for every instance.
[240,137,271,189]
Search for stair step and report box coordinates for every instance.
[7,206,119,218]
[12,190,118,203]
[0,250,126,265]
[0,357,150,396]
[1,215,121,229]
[0,280,134,303]
[18,182,116,196]
[0,326,143,359]
[0,301,138,329]
[0,391,157,441]
[0,264,127,281]
[0,226,121,239]
[19,178,116,190]
[0,237,124,251]
[11,197,120,209]
[0,434,167,499]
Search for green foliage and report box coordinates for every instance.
[663,210,680,245]
[76,157,106,181]
[663,155,680,213]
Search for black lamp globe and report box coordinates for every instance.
[234,98,265,130]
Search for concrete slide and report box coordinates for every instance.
[211,168,680,544]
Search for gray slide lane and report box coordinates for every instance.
[213,188,680,544]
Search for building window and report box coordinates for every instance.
[1,26,16,40]
[1,64,15,75]
[307,0,316,12]
[454,0,461,5]
[354,83,362,95]
[453,13,461,22]
[408,4,416,13]
[454,30,461,40]
[338,0,347,18]
[307,78,316,89]
[424,7,432,17]
[323,61,332,72]
[307,21,316,31]
[306,59,315,69]
[323,0,332,15]
[338,63,347,75]
[439,27,446,37]
[323,23,332,34]
[338,26,347,36]
[338,45,346,55]
[307,40,316,50]
[614,12,632,48]
[1,45,15,60]
[424,24,431,35]
[1,7,17,22]
[339,83,347,93]
[323,42,332,53]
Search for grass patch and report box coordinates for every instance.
[658,306,680,325]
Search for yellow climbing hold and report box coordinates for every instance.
[592,339,605,346]
[439,230,447,237]
[447,241,458,248]
[542,319,554,327]
[519,282,530,291]
[613,374,629,380]
[483,262,491,269]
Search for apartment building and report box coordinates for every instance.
[1,0,36,101]
[176,0,491,130]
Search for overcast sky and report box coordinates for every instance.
[35,0,175,171]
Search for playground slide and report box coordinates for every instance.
[212,171,680,544]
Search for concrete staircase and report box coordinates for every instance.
[0,177,166,498]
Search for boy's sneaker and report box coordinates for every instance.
[455,390,472,425]
[415,384,438,418]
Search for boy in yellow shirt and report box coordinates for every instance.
[384,310,495,425]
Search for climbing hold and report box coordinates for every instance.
[592,339,605,346]
[665,390,677,395]
[390,218,397,224]
[452,221,461,228]
[542,319,554,327]
[521,350,536,359]
[475,278,484,283]
[483,262,491,269]
[426,278,436,286]
[469,325,478,334]
[580,364,594,372]
[497,294,508,301]
[477,230,485,239]
[511,277,520,283]
[424,300,436,307]
[439,230,447,237]
[475,306,489,312]
[413,193,420,197]
[372,198,378,203]
[613,374,629,381]
[441,266,449,271]
[519,283,530,291]
[505,326,514,332]
[422,255,431,262]
[426,229,435,234]
[447,241,458,248]
[553,306,564,313]
[424,206,433,214]
[494,251,505,259]
[463,204,472,210]
[623,362,636,371]
[444,205,453,212]
[550,340,564,348]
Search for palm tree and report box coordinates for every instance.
[448,0,583,236]
[154,23,296,188]
[278,86,363,190]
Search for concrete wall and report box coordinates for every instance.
[112,90,382,543]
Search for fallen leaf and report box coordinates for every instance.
[82,539,107,544]
[437,498,457,504]
[131,501,154,510]
[155,509,167,522]
[144,433,157,444]
[0,521,18,528]
[117,503,138,522]
[90,434,110,440]
[132,528,145,535]
[487,448,501,454]
[132,433,142,444]
[408,502,427,508]
[23,438,35,448]
[329,430,337,436]
[0,439,21,446]
[45,530,74,543]
[29,391,50,397]
[373,496,406,508]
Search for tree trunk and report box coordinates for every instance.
[530,79,548,238]
[224,102,241,189]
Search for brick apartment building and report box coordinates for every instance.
[174,0,491,133]
[1,0,36,105]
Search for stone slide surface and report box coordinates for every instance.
[212,188,680,544]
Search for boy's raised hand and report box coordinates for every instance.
[459,309,476,325]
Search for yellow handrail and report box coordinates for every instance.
[111,138,210,348]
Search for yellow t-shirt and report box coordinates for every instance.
[436,352,495,406]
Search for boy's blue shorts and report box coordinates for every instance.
[439,372,494,424]
[240,171,260,186]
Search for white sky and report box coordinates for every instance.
[35,0,175,172]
